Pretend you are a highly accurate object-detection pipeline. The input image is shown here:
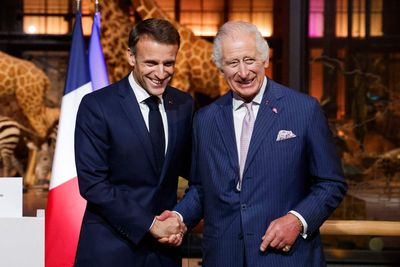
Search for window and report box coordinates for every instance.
[228,0,273,37]
[336,0,348,37]
[370,0,383,36]
[23,0,92,35]
[180,0,224,36]
[309,0,324,37]
[23,0,69,34]
[156,0,175,20]
[352,0,366,37]
[336,0,383,37]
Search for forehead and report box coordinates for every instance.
[220,33,258,60]
[135,37,179,59]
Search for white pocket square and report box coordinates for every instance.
[276,130,297,141]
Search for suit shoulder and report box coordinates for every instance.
[270,80,318,107]
[166,86,193,104]
[167,86,192,99]
[192,99,221,124]
[82,80,120,102]
[83,78,135,110]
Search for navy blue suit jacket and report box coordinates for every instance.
[74,76,193,266]
[176,78,347,267]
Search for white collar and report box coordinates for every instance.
[232,76,267,110]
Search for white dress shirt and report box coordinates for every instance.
[128,73,169,230]
[128,73,168,154]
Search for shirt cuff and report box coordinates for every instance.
[173,211,184,222]
[149,217,156,230]
[288,210,308,239]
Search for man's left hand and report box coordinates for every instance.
[259,213,302,252]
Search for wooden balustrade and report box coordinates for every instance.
[191,220,400,236]
[320,220,400,236]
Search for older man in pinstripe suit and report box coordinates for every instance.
[161,21,347,266]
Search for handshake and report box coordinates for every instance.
[149,210,187,246]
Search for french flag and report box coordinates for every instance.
[89,11,109,91]
[45,10,108,267]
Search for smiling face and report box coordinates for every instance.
[220,32,268,102]
[127,36,179,97]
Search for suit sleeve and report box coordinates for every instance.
[75,95,154,244]
[174,114,204,229]
[293,99,347,235]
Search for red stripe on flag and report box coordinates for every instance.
[45,177,86,267]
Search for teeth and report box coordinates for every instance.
[151,79,162,85]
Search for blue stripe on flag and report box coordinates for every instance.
[89,12,109,91]
[64,11,90,95]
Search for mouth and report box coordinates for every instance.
[149,77,170,87]
[150,78,162,85]
[235,77,255,86]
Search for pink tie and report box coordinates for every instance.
[238,102,255,191]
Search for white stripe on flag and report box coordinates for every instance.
[49,81,92,190]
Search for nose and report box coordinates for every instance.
[155,64,168,79]
[238,61,249,78]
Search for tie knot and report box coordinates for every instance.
[243,102,253,112]
[145,96,161,111]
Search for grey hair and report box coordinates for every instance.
[212,21,269,69]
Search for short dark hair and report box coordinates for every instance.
[128,18,180,53]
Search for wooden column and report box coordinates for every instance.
[288,0,308,92]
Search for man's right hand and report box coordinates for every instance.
[150,210,187,246]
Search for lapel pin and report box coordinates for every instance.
[168,99,173,105]
[272,107,278,114]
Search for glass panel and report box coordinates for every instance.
[336,0,348,37]
[309,48,324,101]
[308,43,400,258]
[265,48,273,78]
[252,12,273,37]
[47,0,68,14]
[370,0,383,36]
[352,0,366,37]
[228,0,273,37]
[157,0,175,19]
[180,0,223,36]
[309,0,324,37]
[228,12,251,22]
[23,0,90,35]
[336,49,346,119]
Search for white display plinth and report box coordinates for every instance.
[0,178,44,266]
[0,210,44,267]
[0,177,23,217]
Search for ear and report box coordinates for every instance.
[126,48,135,67]
[263,59,269,69]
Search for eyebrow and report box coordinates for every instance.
[144,59,176,65]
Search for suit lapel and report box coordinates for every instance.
[215,92,240,174]
[243,79,284,176]
[118,77,159,174]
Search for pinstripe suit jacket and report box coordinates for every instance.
[175,78,347,267]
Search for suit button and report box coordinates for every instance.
[238,233,243,240]
[241,204,247,210]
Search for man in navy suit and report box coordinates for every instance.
[169,21,347,266]
[74,18,193,266]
